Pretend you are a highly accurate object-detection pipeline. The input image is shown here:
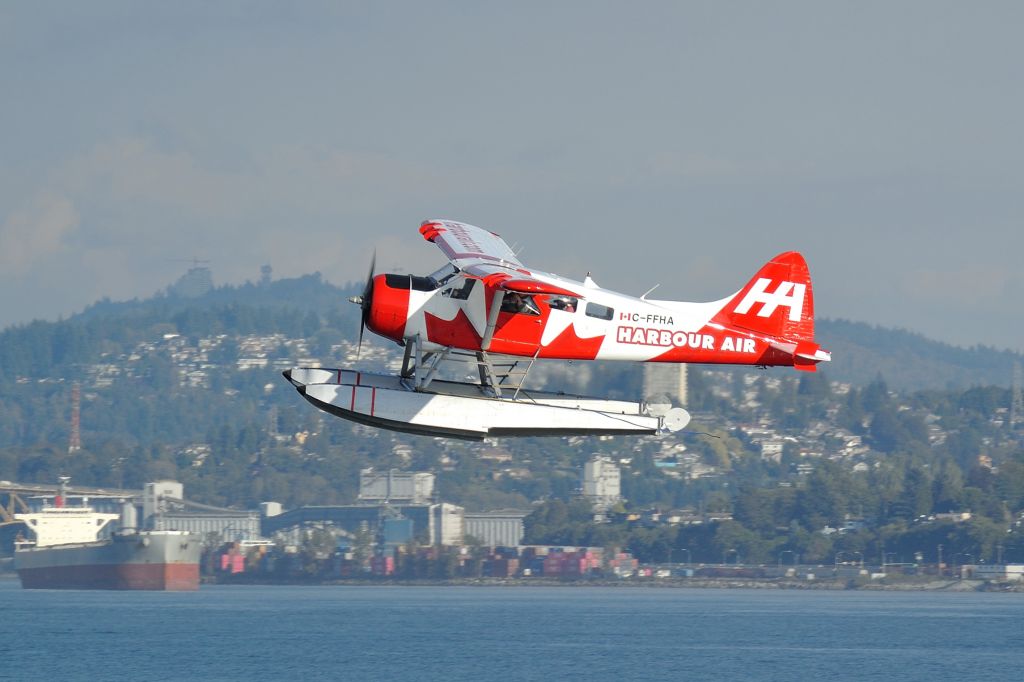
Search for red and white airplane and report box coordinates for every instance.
[285,219,830,440]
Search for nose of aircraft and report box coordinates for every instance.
[364,274,409,342]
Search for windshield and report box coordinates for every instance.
[427,263,458,287]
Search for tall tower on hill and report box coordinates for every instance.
[1011,360,1023,430]
[68,382,81,453]
[171,259,213,298]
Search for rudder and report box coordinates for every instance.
[714,251,815,342]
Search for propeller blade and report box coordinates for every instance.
[356,250,376,361]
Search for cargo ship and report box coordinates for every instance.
[13,477,201,590]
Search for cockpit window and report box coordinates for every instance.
[500,292,540,316]
[585,302,614,320]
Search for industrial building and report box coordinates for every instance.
[965,564,1024,581]
[358,469,435,504]
[464,510,528,547]
[153,510,262,542]
[139,480,263,542]
[261,502,464,546]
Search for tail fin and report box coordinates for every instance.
[714,251,816,342]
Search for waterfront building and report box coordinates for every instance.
[464,510,528,547]
[140,480,262,542]
[433,503,465,546]
[142,480,184,524]
[153,510,262,542]
[262,503,465,546]
[966,564,1024,581]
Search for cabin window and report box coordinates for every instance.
[585,302,614,320]
[547,296,578,313]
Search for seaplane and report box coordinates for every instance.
[284,219,831,440]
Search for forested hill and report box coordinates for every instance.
[816,319,1021,391]
[0,274,362,381]
[77,273,359,322]
[0,274,1019,390]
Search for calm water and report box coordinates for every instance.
[1,579,1022,681]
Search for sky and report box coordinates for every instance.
[1,2,1022,351]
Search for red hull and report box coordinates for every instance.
[18,563,199,591]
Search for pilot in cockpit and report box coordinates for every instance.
[502,292,540,315]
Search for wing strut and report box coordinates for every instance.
[401,335,538,400]
[402,335,452,391]
[480,289,505,352]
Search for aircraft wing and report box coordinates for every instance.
[420,219,522,268]
[420,219,579,297]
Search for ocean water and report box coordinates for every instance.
[1,579,1022,681]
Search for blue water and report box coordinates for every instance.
[1,579,1022,681]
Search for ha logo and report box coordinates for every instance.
[733,278,806,322]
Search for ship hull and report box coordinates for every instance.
[15,531,201,591]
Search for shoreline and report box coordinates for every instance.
[207,574,1024,592]
[4,569,1020,592]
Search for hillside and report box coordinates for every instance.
[1,272,1022,569]
[1,274,1018,391]
[816,319,1021,391]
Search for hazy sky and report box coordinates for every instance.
[2,2,1022,351]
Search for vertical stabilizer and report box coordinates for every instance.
[714,251,816,343]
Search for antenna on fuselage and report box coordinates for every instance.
[640,284,660,300]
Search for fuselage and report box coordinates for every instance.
[367,268,798,368]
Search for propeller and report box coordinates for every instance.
[348,251,376,360]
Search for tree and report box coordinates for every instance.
[862,375,890,413]
[995,461,1024,512]
[903,466,934,517]
[733,485,778,534]
[711,520,770,564]
[797,462,850,529]
[933,459,965,512]
[523,498,595,545]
